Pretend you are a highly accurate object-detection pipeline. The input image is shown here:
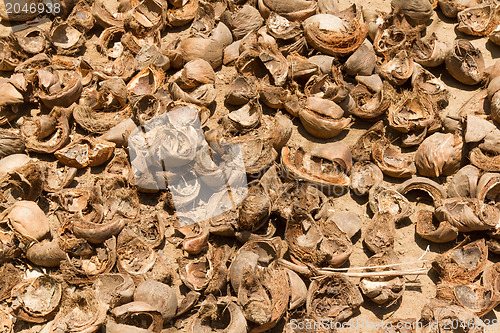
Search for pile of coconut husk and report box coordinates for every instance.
[0,0,500,332]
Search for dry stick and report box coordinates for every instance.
[277,259,429,278]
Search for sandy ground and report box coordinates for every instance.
[1,1,499,332]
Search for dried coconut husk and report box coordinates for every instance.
[72,212,127,244]
[0,162,42,211]
[416,210,459,243]
[10,275,63,323]
[49,287,107,332]
[392,0,434,25]
[281,144,351,194]
[94,53,136,81]
[435,197,499,232]
[348,81,391,121]
[258,0,316,21]
[373,14,417,55]
[457,89,489,118]
[171,37,223,69]
[445,39,485,85]
[285,205,352,268]
[134,279,177,322]
[225,136,277,175]
[98,27,126,59]
[476,173,500,203]
[180,244,231,295]
[470,147,500,171]
[125,0,166,37]
[189,296,247,333]
[304,70,350,103]
[94,273,135,309]
[457,4,500,36]
[364,212,396,254]
[170,82,216,107]
[479,129,500,154]
[303,5,367,57]
[127,64,165,96]
[2,200,50,244]
[306,273,363,322]
[436,281,500,317]
[273,181,327,221]
[0,230,21,264]
[421,298,484,332]
[13,27,49,56]
[378,50,414,86]
[0,129,24,158]
[25,239,67,268]
[21,114,57,142]
[359,250,406,306]
[351,120,385,161]
[222,4,264,41]
[228,237,282,292]
[287,53,320,79]
[167,0,198,26]
[415,133,463,177]
[343,39,377,77]
[60,237,117,284]
[438,0,483,18]
[50,187,103,223]
[298,97,351,139]
[116,228,157,278]
[0,38,20,72]
[55,137,115,169]
[73,104,133,135]
[237,181,271,233]
[372,138,416,178]
[225,75,258,106]
[388,91,439,139]
[0,106,18,126]
[37,72,83,109]
[237,263,289,332]
[448,165,480,198]
[100,175,139,219]
[411,64,449,108]
[268,16,307,56]
[368,185,413,222]
[350,161,384,196]
[412,33,448,67]
[49,21,85,56]
[0,154,31,176]
[23,108,70,154]
[432,239,488,284]
[67,1,95,32]
[397,177,447,205]
[92,0,126,28]
[0,263,21,301]
[121,211,165,249]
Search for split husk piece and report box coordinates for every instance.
[303,5,367,57]
[306,273,363,322]
[359,250,406,306]
[432,239,488,284]
[281,143,352,194]
[435,198,500,232]
[10,275,63,323]
[372,138,416,178]
[364,212,396,254]
[285,205,353,268]
[416,210,459,243]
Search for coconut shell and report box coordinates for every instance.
[445,39,485,85]
[303,6,367,57]
[306,273,363,322]
[415,133,463,177]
